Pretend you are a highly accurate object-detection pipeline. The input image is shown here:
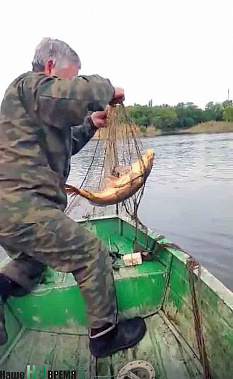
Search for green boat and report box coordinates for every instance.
[0,215,232,378]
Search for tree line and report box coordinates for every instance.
[126,100,233,131]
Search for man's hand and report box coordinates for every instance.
[109,87,125,105]
[90,86,125,128]
[90,110,107,128]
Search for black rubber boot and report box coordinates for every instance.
[0,298,7,346]
[89,317,146,358]
[0,273,24,346]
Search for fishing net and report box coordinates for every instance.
[65,104,153,230]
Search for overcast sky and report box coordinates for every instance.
[1,0,233,108]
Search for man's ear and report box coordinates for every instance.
[45,59,54,74]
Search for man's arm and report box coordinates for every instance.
[72,108,110,155]
[72,116,97,156]
[29,74,115,128]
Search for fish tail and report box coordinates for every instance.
[65,184,81,197]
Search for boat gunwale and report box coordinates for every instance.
[78,214,233,310]
[0,214,232,310]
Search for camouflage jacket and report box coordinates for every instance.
[0,72,114,215]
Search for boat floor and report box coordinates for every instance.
[2,312,202,379]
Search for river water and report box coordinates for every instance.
[69,132,233,291]
[0,133,232,291]
[140,133,233,291]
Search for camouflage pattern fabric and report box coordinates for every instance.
[0,71,117,328]
[0,208,117,328]
[1,252,45,292]
[0,72,114,210]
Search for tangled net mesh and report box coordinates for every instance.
[65,104,147,226]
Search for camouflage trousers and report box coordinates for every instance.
[0,205,117,329]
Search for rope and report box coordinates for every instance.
[80,130,102,189]
[65,130,101,215]
[116,104,148,247]
[65,104,149,247]
[186,257,212,379]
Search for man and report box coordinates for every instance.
[0,38,146,358]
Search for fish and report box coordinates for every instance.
[65,149,154,206]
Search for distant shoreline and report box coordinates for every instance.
[167,121,233,136]
[94,121,233,139]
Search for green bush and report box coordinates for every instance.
[223,106,233,122]
[126,100,227,130]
